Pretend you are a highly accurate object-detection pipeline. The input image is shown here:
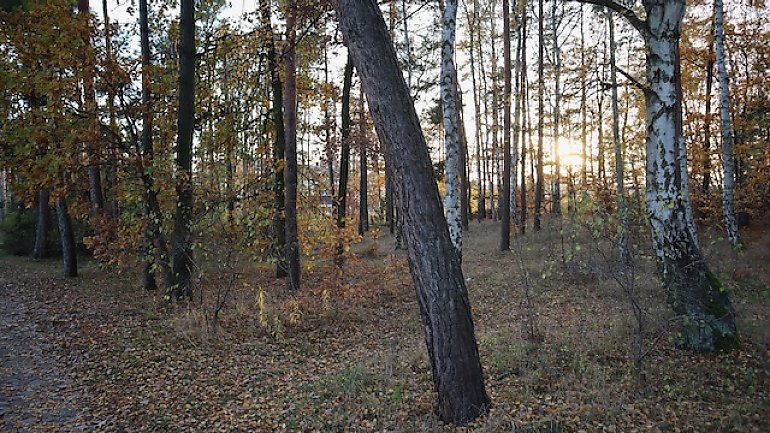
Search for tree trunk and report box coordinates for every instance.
[519,8,528,235]
[56,195,77,278]
[335,58,354,265]
[172,0,195,300]
[551,0,561,216]
[714,0,741,249]
[358,91,370,237]
[261,0,287,278]
[441,0,463,258]
[608,11,631,263]
[333,0,490,422]
[580,5,588,187]
[0,169,6,223]
[701,33,714,195]
[500,0,512,250]
[33,188,50,259]
[283,1,301,291]
[642,0,737,351]
[534,0,544,231]
[464,0,484,223]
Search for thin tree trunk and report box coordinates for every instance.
[441,0,463,257]
[33,188,50,259]
[490,8,501,221]
[334,0,490,422]
[465,0,484,222]
[608,12,631,263]
[714,0,741,248]
[580,5,588,186]
[56,195,77,278]
[500,0,512,250]
[262,0,287,278]
[358,90,369,236]
[172,0,195,299]
[519,6,528,235]
[455,79,470,229]
[551,0,561,215]
[701,33,714,195]
[283,1,301,291]
[534,0,545,231]
[335,58,354,265]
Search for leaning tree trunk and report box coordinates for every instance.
[33,187,50,259]
[714,0,741,249]
[171,0,195,300]
[333,0,490,423]
[440,0,463,258]
[56,195,77,278]
[283,0,301,291]
[643,0,737,351]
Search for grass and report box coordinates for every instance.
[1,215,769,432]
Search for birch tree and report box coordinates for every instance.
[577,0,738,351]
[441,0,463,257]
[714,0,741,249]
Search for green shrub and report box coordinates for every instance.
[1,209,36,255]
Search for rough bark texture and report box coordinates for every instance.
[440,0,463,257]
[713,0,741,249]
[55,196,77,278]
[171,0,195,300]
[33,188,50,259]
[333,0,490,423]
[642,0,737,351]
[283,3,301,291]
[262,0,287,278]
[500,0,512,251]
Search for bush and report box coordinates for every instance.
[1,209,37,256]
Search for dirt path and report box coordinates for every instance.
[0,279,79,432]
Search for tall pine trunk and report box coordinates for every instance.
[534,0,544,231]
[283,1,301,291]
[333,0,490,422]
[172,0,195,300]
[500,0,512,250]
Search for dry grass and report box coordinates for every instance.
[1,216,768,432]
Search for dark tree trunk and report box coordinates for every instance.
[283,1,301,291]
[139,0,170,291]
[701,33,714,195]
[172,0,195,300]
[519,8,528,235]
[534,0,544,231]
[333,0,490,423]
[358,91,369,237]
[500,0,512,250]
[33,188,50,259]
[261,0,287,278]
[56,195,77,278]
[335,58,354,266]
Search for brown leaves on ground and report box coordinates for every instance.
[0,219,769,432]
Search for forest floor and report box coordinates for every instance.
[0,217,769,432]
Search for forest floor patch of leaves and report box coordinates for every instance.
[0,219,769,432]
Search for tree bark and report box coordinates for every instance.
[441,0,463,257]
[283,1,301,291]
[551,0,561,216]
[56,195,77,278]
[714,0,741,249]
[333,0,490,422]
[261,0,287,278]
[172,0,195,300]
[500,0,512,250]
[33,188,50,259]
[358,90,370,237]
[534,0,545,231]
[519,7,528,235]
[335,58,354,265]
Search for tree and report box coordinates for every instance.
[714,0,740,249]
[335,58,354,266]
[333,0,491,422]
[283,0,301,291]
[440,0,463,257]
[33,188,50,259]
[500,0,512,250]
[261,0,287,278]
[56,193,77,278]
[608,11,631,263]
[534,0,545,231]
[577,0,738,351]
[171,0,196,300]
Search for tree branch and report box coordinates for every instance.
[615,65,650,93]
[569,0,648,38]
